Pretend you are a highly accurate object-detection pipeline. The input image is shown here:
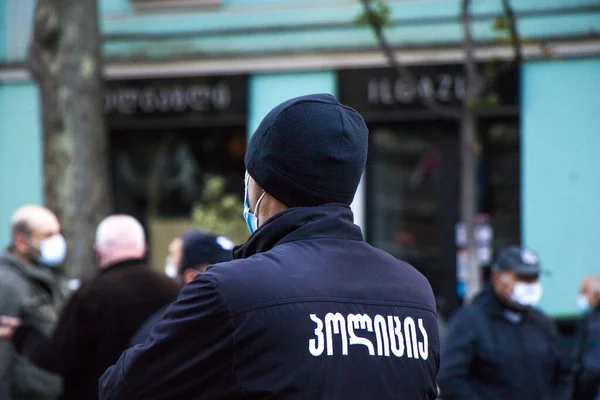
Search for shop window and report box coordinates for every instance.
[367,118,520,317]
[367,122,459,316]
[109,127,247,268]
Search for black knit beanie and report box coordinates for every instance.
[245,93,368,207]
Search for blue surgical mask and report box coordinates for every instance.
[36,234,67,267]
[577,294,591,313]
[243,176,265,235]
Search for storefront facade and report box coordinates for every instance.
[1,0,600,321]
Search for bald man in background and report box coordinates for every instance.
[0,205,66,400]
[573,276,600,400]
[0,215,180,400]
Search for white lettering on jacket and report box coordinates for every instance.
[308,313,429,359]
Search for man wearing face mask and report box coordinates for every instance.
[572,276,600,400]
[0,205,67,400]
[0,215,180,400]
[100,93,440,400]
[438,246,571,400]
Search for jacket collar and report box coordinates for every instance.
[234,203,364,259]
[0,249,58,289]
[476,285,531,321]
[100,258,147,275]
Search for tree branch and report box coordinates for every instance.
[360,0,462,119]
[478,0,522,98]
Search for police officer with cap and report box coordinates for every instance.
[438,246,571,400]
[177,230,234,285]
[100,93,440,399]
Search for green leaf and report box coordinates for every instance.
[493,15,508,32]
[192,175,249,245]
[354,0,391,28]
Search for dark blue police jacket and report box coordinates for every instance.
[99,204,440,399]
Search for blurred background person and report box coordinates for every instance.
[164,234,183,280]
[130,230,234,346]
[572,275,600,400]
[0,215,180,400]
[0,205,66,400]
[438,246,571,400]
[178,230,234,283]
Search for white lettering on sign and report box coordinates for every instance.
[104,83,232,114]
[367,74,466,105]
[309,313,430,359]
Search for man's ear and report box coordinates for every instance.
[183,268,200,285]
[491,270,509,294]
[490,270,500,285]
[13,232,29,254]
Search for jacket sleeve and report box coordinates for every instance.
[574,315,600,398]
[99,275,236,400]
[12,324,56,372]
[437,306,482,400]
[0,278,21,400]
[536,315,571,400]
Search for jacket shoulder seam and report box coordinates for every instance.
[232,297,437,316]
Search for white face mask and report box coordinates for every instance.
[577,294,591,312]
[510,281,543,307]
[38,234,67,267]
[164,262,178,278]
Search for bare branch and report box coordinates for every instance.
[360,0,461,119]
[478,0,522,98]
[502,0,522,65]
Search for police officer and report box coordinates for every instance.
[438,246,571,400]
[100,93,440,399]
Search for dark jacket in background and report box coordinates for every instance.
[438,287,571,400]
[0,250,66,400]
[100,205,440,399]
[573,305,600,400]
[128,304,170,347]
[15,259,180,400]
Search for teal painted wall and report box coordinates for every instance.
[1,0,35,61]
[522,58,600,318]
[248,71,337,135]
[100,0,600,60]
[0,83,43,249]
[2,0,599,62]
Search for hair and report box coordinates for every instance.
[11,220,32,240]
[10,204,53,244]
[586,276,600,296]
[95,215,145,251]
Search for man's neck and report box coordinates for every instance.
[100,256,144,269]
[257,197,289,229]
